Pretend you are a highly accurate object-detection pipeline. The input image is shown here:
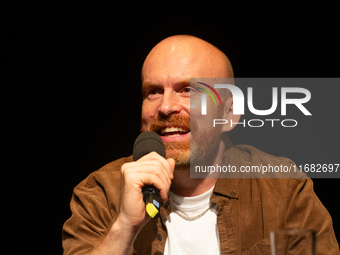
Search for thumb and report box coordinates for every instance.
[167,158,175,178]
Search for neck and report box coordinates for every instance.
[170,169,218,197]
[170,138,227,197]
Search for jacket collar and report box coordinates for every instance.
[213,136,252,199]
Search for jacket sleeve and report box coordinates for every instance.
[285,177,340,254]
[62,182,114,255]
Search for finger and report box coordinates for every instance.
[124,171,170,201]
[123,162,171,189]
[166,158,175,179]
[138,152,173,178]
[129,153,173,183]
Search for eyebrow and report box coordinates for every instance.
[142,79,192,92]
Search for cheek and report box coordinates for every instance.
[142,107,155,119]
[140,112,151,132]
[142,99,159,114]
[190,99,217,123]
[141,104,157,128]
[179,97,191,113]
[141,110,151,123]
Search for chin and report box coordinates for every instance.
[166,148,190,165]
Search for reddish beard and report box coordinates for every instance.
[142,115,191,165]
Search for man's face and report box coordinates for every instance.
[140,75,191,165]
[140,38,229,166]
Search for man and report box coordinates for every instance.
[62,35,339,254]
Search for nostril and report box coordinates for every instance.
[159,102,181,116]
[158,92,182,116]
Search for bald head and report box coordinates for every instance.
[140,35,236,167]
[141,35,233,84]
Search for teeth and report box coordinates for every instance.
[161,127,188,134]
[165,134,180,137]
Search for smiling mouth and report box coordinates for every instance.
[157,126,190,137]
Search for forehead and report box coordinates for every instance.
[142,78,191,94]
[143,53,200,82]
[141,36,231,90]
[142,55,226,88]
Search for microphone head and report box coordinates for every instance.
[133,131,166,161]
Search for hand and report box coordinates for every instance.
[117,152,175,234]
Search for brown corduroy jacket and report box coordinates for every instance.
[62,145,339,254]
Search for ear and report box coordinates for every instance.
[221,97,241,132]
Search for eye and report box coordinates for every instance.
[145,88,163,100]
[180,86,195,94]
[182,86,200,97]
[149,89,160,95]
[182,87,191,93]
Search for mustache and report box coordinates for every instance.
[149,115,190,133]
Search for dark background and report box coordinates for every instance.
[2,1,340,254]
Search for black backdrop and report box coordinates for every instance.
[2,1,340,254]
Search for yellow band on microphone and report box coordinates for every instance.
[146,203,159,218]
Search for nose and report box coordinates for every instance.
[158,90,182,116]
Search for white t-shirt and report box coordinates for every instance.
[164,186,221,255]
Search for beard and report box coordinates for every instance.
[190,117,223,166]
[147,114,191,166]
[141,114,223,168]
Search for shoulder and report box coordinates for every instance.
[235,144,294,165]
[74,155,134,197]
[232,145,312,203]
[235,144,307,180]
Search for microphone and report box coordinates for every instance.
[133,131,166,219]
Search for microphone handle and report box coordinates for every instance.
[142,185,161,218]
